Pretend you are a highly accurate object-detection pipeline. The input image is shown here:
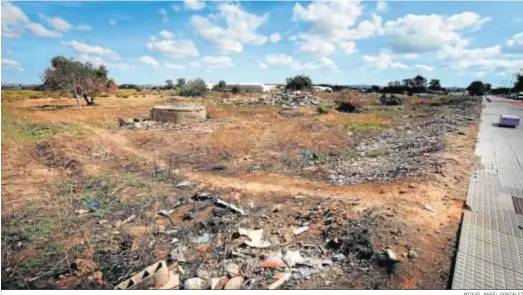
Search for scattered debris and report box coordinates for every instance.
[158,209,173,217]
[215,198,245,215]
[385,249,399,263]
[75,209,89,214]
[210,276,228,290]
[260,257,286,268]
[224,276,244,290]
[193,233,210,244]
[176,180,194,188]
[331,253,347,262]
[184,277,208,290]
[423,204,435,212]
[283,250,304,267]
[294,226,309,236]
[238,228,271,248]
[115,215,136,227]
[267,272,291,290]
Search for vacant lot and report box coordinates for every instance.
[1,91,481,289]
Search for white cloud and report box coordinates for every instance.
[62,40,120,59]
[506,32,523,53]
[338,41,357,54]
[147,35,199,58]
[1,1,29,38]
[384,12,490,54]
[291,57,340,72]
[159,30,174,40]
[184,0,205,11]
[376,0,388,13]
[45,16,72,32]
[201,56,234,69]
[289,35,297,41]
[139,55,159,67]
[270,32,281,43]
[159,8,168,22]
[78,55,133,70]
[190,61,202,68]
[172,5,181,12]
[296,33,337,56]
[435,40,523,75]
[259,62,268,69]
[38,13,91,32]
[191,3,268,53]
[437,41,501,60]
[109,19,117,26]
[165,63,184,70]
[26,23,62,38]
[363,51,409,70]
[1,59,24,71]
[292,1,383,56]
[415,64,433,71]
[265,54,292,65]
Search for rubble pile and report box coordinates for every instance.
[328,97,481,184]
[118,118,188,131]
[235,91,330,109]
[107,191,397,290]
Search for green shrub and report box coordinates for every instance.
[180,78,209,97]
[285,75,313,91]
[380,93,402,106]
[317,105,329,114]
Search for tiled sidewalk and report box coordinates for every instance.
[452,98,523,289]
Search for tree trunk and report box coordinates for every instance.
[82,94,92,105]
[74,94,82,107]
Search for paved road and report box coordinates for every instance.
[452,97,523,289]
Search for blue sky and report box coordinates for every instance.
[2,1,523,87]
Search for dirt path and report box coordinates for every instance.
[79,124,406,201]
[80,124,157,163]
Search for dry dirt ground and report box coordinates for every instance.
[1,93,481,289]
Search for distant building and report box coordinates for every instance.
[313,86,333,92]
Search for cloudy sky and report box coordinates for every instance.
[2,0,523,87]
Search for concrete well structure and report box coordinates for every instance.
[150,102,206,123]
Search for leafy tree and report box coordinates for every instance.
[370,85,380,92]
[428,79,441,90]
[413,75,427,88]
[119,84,141,91]
[218,80,226,90]
[176,78,186,89]
[514,74,522,92]
[285,75,312,91]
[180,78,208,97]
[42,56,110,106]
[107,79,118,94]
[402,79,414,88]
[484,83,492,93]
[466,81,485,96]
[231,85,240,94]
[165,79,174,90]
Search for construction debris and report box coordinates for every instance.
[238,228,271,248]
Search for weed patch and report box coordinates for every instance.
[2,109,81,143]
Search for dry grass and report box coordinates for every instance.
[317,90,379,108]
[4,95,168,124]
[1,90,73,102]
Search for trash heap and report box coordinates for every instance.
[118,118,187,131]
[109,189,400,290]
[235,91,326,109]
[327,97,480,184]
